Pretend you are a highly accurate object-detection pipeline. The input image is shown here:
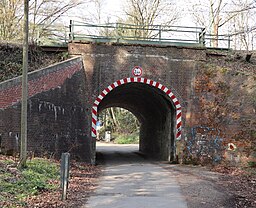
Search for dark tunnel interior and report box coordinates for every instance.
[97,82,176,161]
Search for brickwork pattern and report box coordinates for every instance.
[0,58,83,109]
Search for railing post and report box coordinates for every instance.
[159,25,161,42]
[115,22,119,43]
[69,20,74,41]
[199,28,206,46]
[228,35,231,49]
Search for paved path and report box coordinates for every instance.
[84,143,187,208]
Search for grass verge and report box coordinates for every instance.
[0,156,59,208]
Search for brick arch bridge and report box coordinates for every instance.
[92,77,182,162]
[0,42,206,163]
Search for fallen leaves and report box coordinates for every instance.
[25,160,102,208]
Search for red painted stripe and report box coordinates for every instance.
[144,78,147,83]
[176,107,181,111]
[92,117,97,125]
[161,85,166,91]
[155,82,159,88]
[100,92,106,97]
[174,101,180,106]
[96,97,102,103]
[117,80,121,86]
[92,108,97,115]
[105,87,110,93]
[171,95,176,100]
[176,131,181,138]
[177,112,182,119]
[137,77,141,82]
[149,80,153,85]
[166,89,171,95]
[111,83,115,89]
[177,122,182,129]
[92,128,96,134]
[123,78,127,83]
[130,77,134,82]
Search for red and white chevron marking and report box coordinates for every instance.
[92,77,182,140]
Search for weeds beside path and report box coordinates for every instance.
[0,155,101,208]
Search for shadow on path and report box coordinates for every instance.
[84,142,187,208]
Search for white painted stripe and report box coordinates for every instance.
[163,87,168,93]
[176,135,181,140]
[140,78,145,83]
[92,106,97,112]
[127,78,131,82]
[134,77,138,82]
[152,81,156,86]
[177,117,182,124]
[158,84,163,89]
[114,82,118,87]
[120,79,124,84]
[92,132,96,137]
[102,89,108,95]
[168,92,174,97]
[92,113,97,121]
[146,79,150,84]
[176,110,182,115]
[94,100,100,106]
[176,104,181,109]
[108,86,113,91]
[173,98,178,103]
[98,95,103,100]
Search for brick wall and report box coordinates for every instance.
[0,57,92,162]
[1,42,254,165]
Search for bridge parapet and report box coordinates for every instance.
[68,21,231,49]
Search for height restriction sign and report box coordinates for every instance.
[132,66,143,77]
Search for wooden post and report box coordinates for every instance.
[18,0,29,169]
[60,153,70,200]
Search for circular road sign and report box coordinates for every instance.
[132,66,143,77]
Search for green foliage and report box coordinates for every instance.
[247,161,256,168]
[114,133,139,144]
[0,158,59,206]
[98,107,140,143]
[99,107,140,134]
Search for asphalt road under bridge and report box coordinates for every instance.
[83,143,236,208]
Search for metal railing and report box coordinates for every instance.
[68,20,232,49]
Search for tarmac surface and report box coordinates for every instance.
[84,143,187,208]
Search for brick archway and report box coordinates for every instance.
[91,77,182,141]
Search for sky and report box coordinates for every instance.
[64,0,195,26]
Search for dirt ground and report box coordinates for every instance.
[164,164,256,208]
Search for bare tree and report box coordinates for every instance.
[229,0,256,50]
[29,0,86,43]
[0,0,87,42]
[121,0,180,38]
[0,0,23,41]
[187,0,255,47]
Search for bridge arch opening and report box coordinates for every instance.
[92,77,182,162]
[97,107,140,144]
